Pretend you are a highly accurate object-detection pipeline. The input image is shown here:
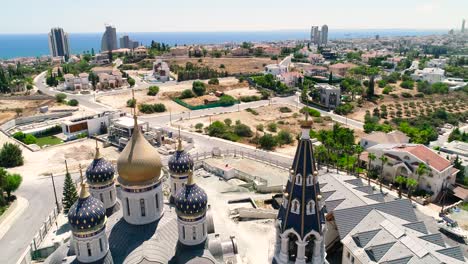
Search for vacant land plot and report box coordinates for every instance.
[165,57,273,75]
[0,98,54,124]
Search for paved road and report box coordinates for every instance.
[0,172,80,264]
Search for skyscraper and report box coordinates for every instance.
[101,25,118,52]
[321,24,328,46]
[120,35,139,49]
[48,27,70,59]
[462,19,466,33]
[311,26,321,45]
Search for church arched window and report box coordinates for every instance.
[155,194,159,209]
[192,226,197,240]
[296,174,302,185]
[307,200,315,215]
[99,238,103,252]
[76,242,80,256]
[99,193,104,203]
[307,174,313,186]
[109,190,113,200]
[291,199,300,214]
[87,242,92,257]
[140,199,146,217]
[182,226,186,239]
[126,198,130,216]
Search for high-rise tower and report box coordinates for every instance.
[321,25,328,46]
[274,116,327,264]
[462,19,466,34]
[48,27,70,59]
[101,25,118,52]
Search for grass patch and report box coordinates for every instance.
[0,204,7,216]
[35,136,63,147]
[461,202,468,212]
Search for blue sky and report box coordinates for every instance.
[1,0,466,33]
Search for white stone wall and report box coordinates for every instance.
[74,229,108,263]
[120,183,164,225]
[170,174,187,200]
[89,183,116,210]
[177,216,207,246]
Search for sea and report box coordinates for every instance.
[0,29,447,59]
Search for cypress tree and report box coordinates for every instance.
[62,161,78,213]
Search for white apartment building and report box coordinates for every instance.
[411,68,445,84]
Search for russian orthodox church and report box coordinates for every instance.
[45,110,238,264]
[273,117,327,264]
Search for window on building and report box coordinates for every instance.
[99,238,103,252]
[173,183,177,193]
[76,242,80,256]
[307,200,315,215]
[307,174,313,186]
[109,190,113,200]
[296,174,302,185]
[87,243,91,257]
[192,226,197,240]
[347,251,350,259]
[100,193,104,203]
[155,194,159,209]
[126,198,130,216]
[203,223,205,235]
[140,199,146,217]
[291,199,300,214]
[182,226,186,239]
[351,256,355,263]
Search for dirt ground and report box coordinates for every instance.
[0,99,55,124]
[165,57,273,75]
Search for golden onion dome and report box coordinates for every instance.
[117,115,162,186]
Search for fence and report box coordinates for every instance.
[172,97,239,111]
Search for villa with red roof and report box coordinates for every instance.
[366,144,459,200]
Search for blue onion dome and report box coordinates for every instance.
[168,139,194,174]
[68,181,106,233]
[175,171,208,218]
[86,143,115,184]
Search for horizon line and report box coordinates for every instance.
[0,27,451,35]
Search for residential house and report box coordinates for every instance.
[230,47,250,56]
[170,47,189,57]
[96,70,124,89]
[153,59,170,82]
[427,58,448,68]
[411,68,445,84]
[317,83,341,109]
[61,111,122,140]
[365,144,459,199]
[133,46,148,58]
[64,73,90,90]
[360,131,410,149]
[278,71,303,87]
[329,63,357,77]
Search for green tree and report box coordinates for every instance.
[180,89,195,99]
[354,145,364,176]
[208,78,219,85]
[233,123,253,137]
[55,93,67,103]
[4,173,22,199]
[195,123,204,132]
[379,156,388,192]
[276,130,293,146]
[192,81,206,96]
[67,99,79,106]
[259,134,277,150]
[415,163,429,187]
[147,86,160,96]
[367,153,376,185]
[395,175,407,198]
[406,178,418,199]
[367,75,375,99]
[207,121,227,137]
[62,168,78,213]
[0,143,24,168]
[224,118,232,126]
[128,78,136,87]
[267,122,277,132]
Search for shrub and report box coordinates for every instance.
[256,124,264,131]
[218,95,237,106]
[147,86,160,96]
[13,132,37,145]
[126,99,136,108]
[0,143,24,168]
[234,123,253,137]
[377,80,387,88]
[128,77,135,87]
[276,130,293,145]
[267,122,277,132]
[207,121,227,137]
[180,89,195,99]
[195,123,204,132]
[259,134,277,150]
[224,118,232,126]
[240,95,260,102]
[390,94,399,99]
[300,107,321,117]
[400,80,414,89]
[67,99,79,106]
[208,78,219,85]
[138,103,166,114]
[55,93,67,103]
[279,107,292,113]
[219,64,225,69]
[401,92,413,98]
[382,85,392,94]
[192,81,206,96]
[334,103,354,115]
[246,108,259,115]
[414,93,425,98]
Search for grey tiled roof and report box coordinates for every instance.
[418,233,445,248]
[402,221,428,235]
[325,199,345,212]
[319,183,327,189]
[364,193,385,203]
[354,185,374,195]
[321,190,335,201]
[381,255,413,264]
[352,229,381,247]
[344,178,364,187]
[334,199,418,239]
[365,242,396,261]
[436,246,465,261]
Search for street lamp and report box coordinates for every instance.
[42,172,60,213]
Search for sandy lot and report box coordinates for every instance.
[0,99,54,124]
[166,57,274,75]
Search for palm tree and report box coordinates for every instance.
[415,163,429,189]
[406,178,418,199]
[379,155,388,192]
[367,153,376,185]
[395,176,407,198]
[354,145,364,177]
[315,145,327,170]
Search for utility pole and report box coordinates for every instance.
[169,109,172,125]
[44,172,60,213]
